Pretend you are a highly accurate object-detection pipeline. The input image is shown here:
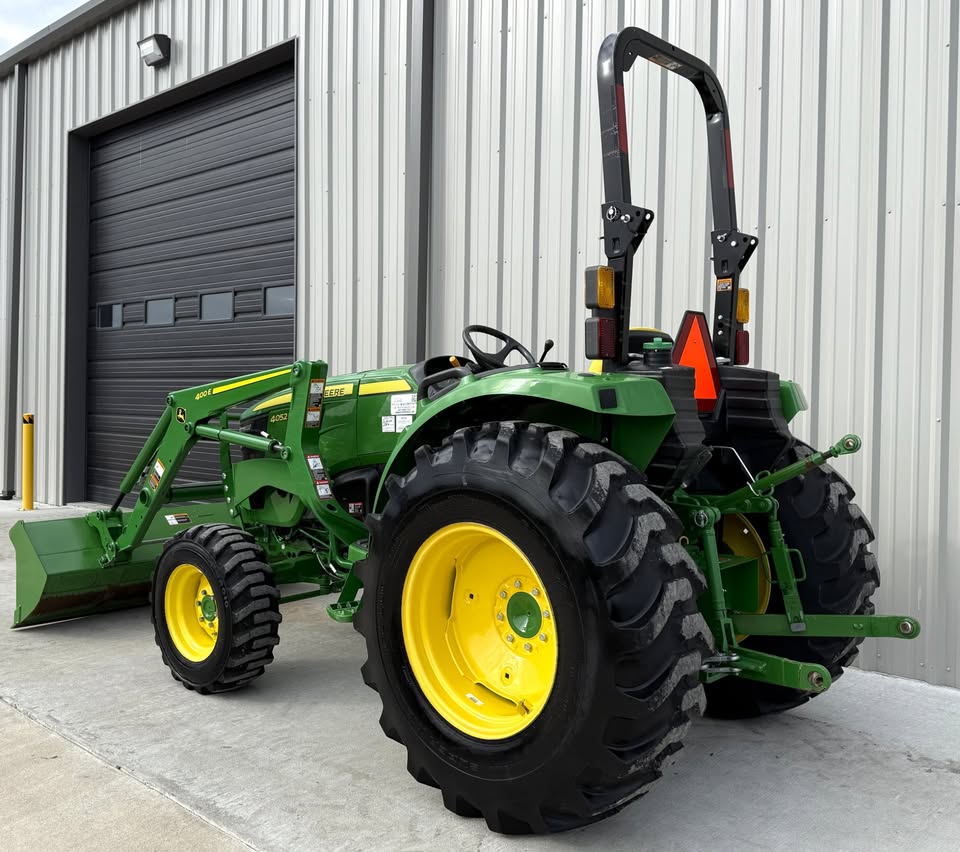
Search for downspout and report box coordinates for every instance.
[404,0,435,361]
[1,62,27,500]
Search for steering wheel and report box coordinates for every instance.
[462,325,537,371]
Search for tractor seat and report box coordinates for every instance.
[410,354,478,400]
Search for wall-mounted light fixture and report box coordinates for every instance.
[137,34,171,68]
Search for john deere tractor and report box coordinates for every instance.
[11,27,919,834]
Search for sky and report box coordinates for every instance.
[0,0,85,54]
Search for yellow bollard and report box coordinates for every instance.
[21,413,34,511]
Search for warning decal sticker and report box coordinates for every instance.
[149,458,166,490]
[303,377,325,430]
[307,454,332,500]
[164,513,192,526]
[390,393,417,416]
[649,53,684,71]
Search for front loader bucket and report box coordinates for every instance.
[11,502,232,628]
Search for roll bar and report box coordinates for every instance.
[593,27,758,364]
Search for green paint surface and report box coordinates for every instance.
[779,380,808,424]
[506,592,542,639]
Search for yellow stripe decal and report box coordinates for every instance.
[252,392,293,412]
[213,369,291,396]
[324,383,355,399]
[358,379,412,396]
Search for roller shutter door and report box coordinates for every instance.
[86,65,295,503]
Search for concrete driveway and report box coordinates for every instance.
[2,502,958,851]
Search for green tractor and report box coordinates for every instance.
[11,27,918,834]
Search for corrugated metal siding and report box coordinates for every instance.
[0,73,15,483]
[1,0,413,506]
[428,0,959,688]
[297,0,411,379]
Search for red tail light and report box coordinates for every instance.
[585,317,617,360]
[734,329,750,365]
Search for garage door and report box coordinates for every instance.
[86,65,295,503]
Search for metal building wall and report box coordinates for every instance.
[297,0,412,380]
[0,0,413,506]
[428,0,959,688]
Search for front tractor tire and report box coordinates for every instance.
[151,524,282,694]
[355,422,712,834]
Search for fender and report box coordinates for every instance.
[779,380,808,424]
[374,368,677,510]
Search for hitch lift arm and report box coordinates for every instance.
[671,434,920,694]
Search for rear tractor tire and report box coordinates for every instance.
[704,440,880,718]
[151,523,282,694]
[355,422,712,834]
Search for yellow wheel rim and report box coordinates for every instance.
[164,563,220,662]
[721,514,772,642]
[401,522,558,740]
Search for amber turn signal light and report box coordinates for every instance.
[585,266,615,309]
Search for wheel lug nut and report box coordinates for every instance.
[543,610,550,619]
[523,642,532,652]
[539,633,547,642]
[514,580,521,589]
[531,588,540,597]
[506,634,514,643]
[499,590,507,599]
[496,613,504,622]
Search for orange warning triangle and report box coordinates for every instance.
[673,311,720,413]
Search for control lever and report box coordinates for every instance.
[538,339,555,364]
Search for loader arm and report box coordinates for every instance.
[99,365,297,559]
[12,360,365,627]
[95,359,367,562]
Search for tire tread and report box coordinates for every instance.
[355,421,712,834]
[150,524,282,694]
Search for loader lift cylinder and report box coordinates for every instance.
[111,407,172,511]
